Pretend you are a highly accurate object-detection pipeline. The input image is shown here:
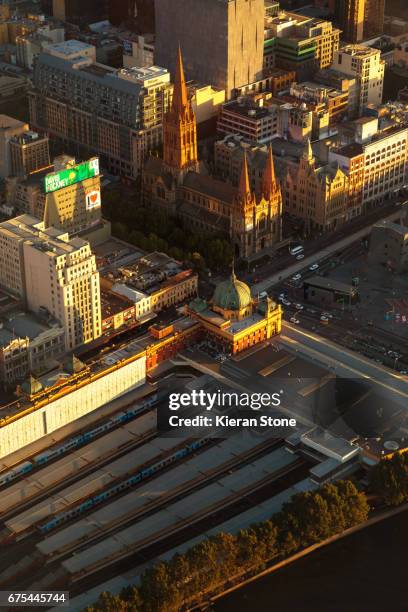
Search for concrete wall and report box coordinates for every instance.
[0,355,146,458]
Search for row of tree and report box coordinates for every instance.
[102,189,233,271]
[85,480,369,612]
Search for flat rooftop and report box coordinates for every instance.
[305,276,357,293]
[301,427,360,462]
[373,220,408,236]
[0,215,89,257]
[46,40,95,56]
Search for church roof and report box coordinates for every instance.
[183,172,236,204]
[144,156,174,189]
[178,199,230,232]
[213,270,252,312]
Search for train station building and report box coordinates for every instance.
[186,269,282,354]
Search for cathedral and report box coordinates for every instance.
[142,48,283,260]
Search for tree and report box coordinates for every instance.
[369,453,408,506]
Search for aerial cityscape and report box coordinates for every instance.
[0,0,406,610]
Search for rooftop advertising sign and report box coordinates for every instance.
[44,159,100,194]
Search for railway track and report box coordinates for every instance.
[41,438,285,561]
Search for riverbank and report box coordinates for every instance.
[214,507,408,612]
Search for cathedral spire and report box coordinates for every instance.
[238,152,251,199]
[172,44,188,113]
[263,144,278,198]
[303,138,314,163]
[163,46,198,174]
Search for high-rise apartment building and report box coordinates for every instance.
[0,215,102,350]
[29,41,173,179]
[333,0,365,43]
[9,131,50,176]
[155,0,264,99]
[332,45,384,115]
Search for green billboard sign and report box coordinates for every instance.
[44,159,100,193]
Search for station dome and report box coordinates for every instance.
[213,270,252,312]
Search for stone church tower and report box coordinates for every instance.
[163,46,198,179]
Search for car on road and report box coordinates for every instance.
[292,274,302,282]
[296,254,304,260]
[320,315,329,325]
[322,312,333,319]
[278,293,286,300]
[309,263,319,271]
[290,317,300,324]
[282,299,292,306]
[294,303,304,310]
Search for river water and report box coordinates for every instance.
[214,509,408,612]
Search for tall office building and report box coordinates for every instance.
[29,41,173,179]
[155,0,264,99]
[0,215,102,350]
[52,0,109,25]
[332,45,384,115]
[333,0,365,43]
[364,0,385,39]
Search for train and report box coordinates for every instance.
[38,437,211,534]
[0,392,158,489]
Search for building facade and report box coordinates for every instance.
[155,0,264,99]
[264,12,340,80]
[9,131,50,176]
[29,42,173,179]
[331,45,384,116]
[364,0,385,39]
[332,0,365,43]
[284,141,349,233]
[330,121,408,210]
[0,215,102,351]
[0,115,29,179]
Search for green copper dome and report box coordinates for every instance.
[213,270,252,311]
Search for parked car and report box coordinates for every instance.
[292,274,302,282]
